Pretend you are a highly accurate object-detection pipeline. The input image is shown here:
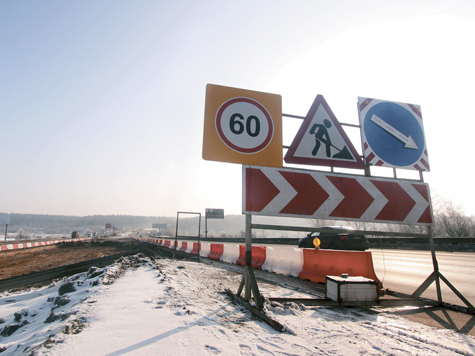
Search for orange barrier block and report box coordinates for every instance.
[236,245,246,266]
[236,245,266,269]
[191,242,201,255]
[299,249,383,291]
[208,244,224,260]
[180,241,187,252]
[252,246,266,269]
[164,240,171,248]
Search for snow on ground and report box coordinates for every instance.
[1,255,475,355]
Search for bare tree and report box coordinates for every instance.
[434,199,475,237]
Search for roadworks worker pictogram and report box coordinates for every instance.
[309,119,353,160]
[284,94,365,169]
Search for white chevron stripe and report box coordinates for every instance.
[311,173,343,218]
[258,167,296,215]
[357,177,388,221]
[400,182,430,224]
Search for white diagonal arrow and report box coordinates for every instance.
[371,114,418,149]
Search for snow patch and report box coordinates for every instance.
[0,255,474,355]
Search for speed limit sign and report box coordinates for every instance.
[203,84,282,167]
[216,97,273,154]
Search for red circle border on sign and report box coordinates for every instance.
[215,97,274,154]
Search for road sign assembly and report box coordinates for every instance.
[202,84,282,167]
[358,97,430,171]
[242,165,433,225]
[201,84,475,318]
[285,95,365,169]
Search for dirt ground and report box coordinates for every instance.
[0,238,144,280]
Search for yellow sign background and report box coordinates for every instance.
[202,84,282,167]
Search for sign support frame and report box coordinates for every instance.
[174,212,201,262]
[235,214,263,308]
[243,219,475,314]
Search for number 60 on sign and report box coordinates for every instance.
[202,84,283,168]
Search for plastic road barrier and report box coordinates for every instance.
[200,242,211,257]
[221,244,240,264]
[184,241,194,254]
[236,245,266,269]
[262,246,303,277]
[208,243,224,260]
[299,249,382,290]
[1,238,90,252]
[191,242,201,255]
[135,238,382,291]
[180,241,187,252]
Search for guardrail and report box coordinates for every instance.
[149,235,475,251]
[367,237,475,251]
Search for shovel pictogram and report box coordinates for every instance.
[309,121,353,160]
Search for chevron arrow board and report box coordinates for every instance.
[242,166,433,225]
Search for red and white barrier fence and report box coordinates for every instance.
[0,238,91,252]
[136,237,383,291]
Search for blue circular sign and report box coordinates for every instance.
[363,102,425,167]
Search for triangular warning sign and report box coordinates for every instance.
[284,95,365,169]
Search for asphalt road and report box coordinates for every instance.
[370,249,475,309]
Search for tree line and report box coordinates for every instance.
[4,214,173,235]
[3,196,474,239]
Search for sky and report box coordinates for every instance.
[1,0,475,218]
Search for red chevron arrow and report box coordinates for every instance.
[371,180,416,221]
[327,176,374,219]
[244,166,432,225]
[279,171,329,215]
[245,168,280,212]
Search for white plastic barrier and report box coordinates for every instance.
[184,241,194,254]
[134,237,307,279]
[262,246,303,277]
[221,244,240,264]
[199,242,211,258]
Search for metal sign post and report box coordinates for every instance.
[152,223,168,236]
[235,214,263,307]
[174,212,201,261]
[1,214,10,241]
[411,225,475,313]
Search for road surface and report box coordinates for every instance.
[370,249,475,308]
